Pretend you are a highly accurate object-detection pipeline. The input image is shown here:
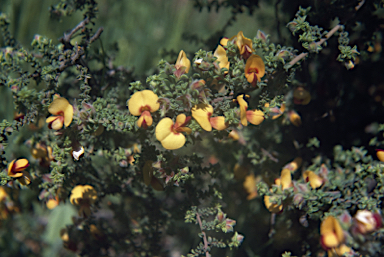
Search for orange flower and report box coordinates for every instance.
[283,157,302,172]
[236,95,264,126]
[244,54,265,86]
[7,159,31,185]
[155,114,191,150]
[127,90,160,128]
[191,103,228,131]
[46,97,73,130]
[174,50,191,78]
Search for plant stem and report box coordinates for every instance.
[196,213,210,257]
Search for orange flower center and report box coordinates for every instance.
[139,105,151,113]
[247,68,259,74]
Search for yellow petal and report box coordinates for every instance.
[175,114,187,127]
[264,195,283,213]
[303,170,323,189]
[17,171,32,185]
[245,54,265,83]
[288,110,302,126]
[47,199,59,209]
[236,95,248,126]
[235,31,253,55]
[48,97,71,115]
[46,116,64,130]
[246,110,264,125]
[63,102,73,127]
[210,116,228,130]
[213,45,229,71]
[280,168,292,190]
[70,185,84,205]
[320,216,344,245]
[156,118,186,150]
[13,159,29,172]
[137,111,153,128]
[127,90,160,116]
[175,50,191,73]
[220,37,229,46]
[376,149,384,162]
[191,104,213,131]
[143,160,153,186]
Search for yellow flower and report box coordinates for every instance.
[174,50,191,78]
[327,244,352,257]
[244,54,265,86]
[293,87,311,105]
[279,168,292,190]
[155,114,191,150]
[70,185,97,217]
[232,31,254,59]
[320,216,344,250]
[7,159,31,185]
[264,168,292,213]
[191,103,228,131]
[46,97,73,130]
[376,149,384,162]
[213,45,230,73]
[288,110,302,126]
[243,173,261,200]
[31,143,54,167]
[264,195,283,213]
[303,170,323,189]
[236,95,264,126]
[127,90,160,128]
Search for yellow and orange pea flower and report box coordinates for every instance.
[303,170,323,189]
[236,95,265,126]
[191,103,228,132]
[320,216,352,256]
[46,97,73,130]
[264,168,292,213]
[221,31,254,59]
[7,159,31,185]
[264,102,286,120]
[293,87,311,105]
[127,90,160,128]
[244,54,265,87]
[155,114,192,150]
[31,143,54,167]
[70,185,97,217]
[174,50,191,78]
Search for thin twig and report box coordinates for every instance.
[60,18,90,43]
[196,213,210,257]
[88,27,104,45]
[288,24,342,67]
